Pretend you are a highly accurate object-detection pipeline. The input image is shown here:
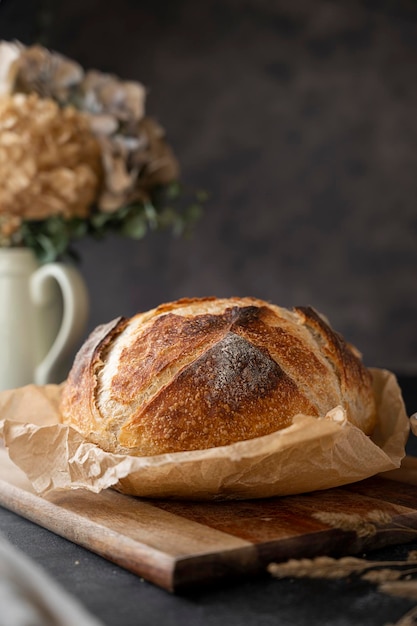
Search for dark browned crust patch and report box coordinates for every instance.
[119,314,319,454]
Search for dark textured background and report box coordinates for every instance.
[1,0,417,372]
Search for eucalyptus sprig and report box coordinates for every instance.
[18,182,206,264]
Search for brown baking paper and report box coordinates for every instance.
[0,368,411,500]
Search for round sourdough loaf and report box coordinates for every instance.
[60,297,377,456]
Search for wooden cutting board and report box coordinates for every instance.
[1,446,417,593]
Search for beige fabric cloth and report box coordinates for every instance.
[0,533,103,626]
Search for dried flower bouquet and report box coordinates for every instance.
[0,41,201,262]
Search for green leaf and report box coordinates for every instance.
[70,219,88,239]
[144,202,158,229]
[35,233,60,263]
[90,212,113,229]
[120,214,147,239]
[166,181,182,200]
[11,180,206,262]
[196,189,209,203]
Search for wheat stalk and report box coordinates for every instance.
[268,510,417,626]
[313,510,417,539]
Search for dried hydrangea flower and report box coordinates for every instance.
[94,116,179,212]
[0,40,192,260]
[0,93,102,223]
[12,45,83,104]
[80,69,146,123]
[2,42,178,213]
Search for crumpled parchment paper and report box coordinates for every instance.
[0,368,410,500]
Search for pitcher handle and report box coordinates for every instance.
[31,264,89,385]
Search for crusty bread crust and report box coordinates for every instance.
[60,297,376,456]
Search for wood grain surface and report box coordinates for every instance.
[1,446,417,592]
